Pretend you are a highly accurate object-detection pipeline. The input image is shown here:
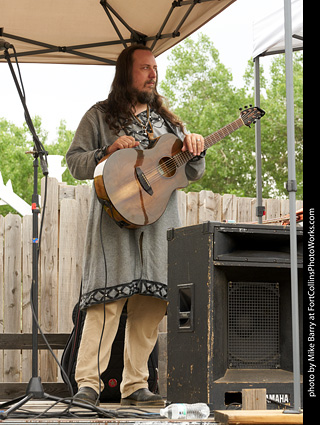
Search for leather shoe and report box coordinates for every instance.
[121,388,165,406]
[73,386,100,405]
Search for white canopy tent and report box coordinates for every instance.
[253,0,302,59]
[0,0,236,64]
[252,0,303,413]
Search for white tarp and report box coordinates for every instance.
[252,0,303,59]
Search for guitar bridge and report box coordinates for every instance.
[135,167,153,196]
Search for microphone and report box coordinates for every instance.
[0,38,13,50]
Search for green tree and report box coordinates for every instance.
[0,116,47,215]
[260,53,303,199]
[0,117,79,216]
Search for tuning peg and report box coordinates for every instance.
[239,107,242,111]
[244,105,248,109]
[249,104,253,107]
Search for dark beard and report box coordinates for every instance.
[131,88,155,105]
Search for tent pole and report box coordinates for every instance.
[254,56,264,223]
[283,0,301,413]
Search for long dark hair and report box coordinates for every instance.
[100,45,184,135]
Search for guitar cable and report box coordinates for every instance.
[97,201,109,404]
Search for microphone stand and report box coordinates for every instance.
[0,45,99,419]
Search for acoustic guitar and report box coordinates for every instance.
[94,106,265,228]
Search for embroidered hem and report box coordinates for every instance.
[80,279,167,309]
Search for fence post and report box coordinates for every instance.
[222,194,237,221]
[199,191,222,223]
[21,214,33,381]
[4,214,21,382]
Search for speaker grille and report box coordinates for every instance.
[228,282,280,369]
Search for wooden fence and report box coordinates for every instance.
[0,177,303,393]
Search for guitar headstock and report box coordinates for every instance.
[240,105,265,127]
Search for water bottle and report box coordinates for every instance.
[160,403,210,419]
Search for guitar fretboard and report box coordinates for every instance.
[173,117,244,167]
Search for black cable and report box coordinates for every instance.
[4,397,162,420]
[226,402,242,410]
[10,45,49,168]
[11,45,26,99]
[97,202,108,403]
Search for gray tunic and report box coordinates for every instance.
[66,104,205,309]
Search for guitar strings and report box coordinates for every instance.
[142,150,192,184]
[141,138,215,183]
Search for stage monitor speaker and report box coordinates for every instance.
[167,222,303,410]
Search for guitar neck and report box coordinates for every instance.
[174,117,244,166]
[204,117,244,150]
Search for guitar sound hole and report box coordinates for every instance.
[158,157,176,177]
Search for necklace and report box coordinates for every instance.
[131,105,154,141]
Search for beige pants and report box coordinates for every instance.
[75,295,167,398]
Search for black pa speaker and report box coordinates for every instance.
[167,222,303,410]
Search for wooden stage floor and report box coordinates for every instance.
[0,399,303,424]
[0,399,219,424]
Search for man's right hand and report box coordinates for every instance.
[107,136,140,154]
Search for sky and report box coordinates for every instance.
[0,0,284,144]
